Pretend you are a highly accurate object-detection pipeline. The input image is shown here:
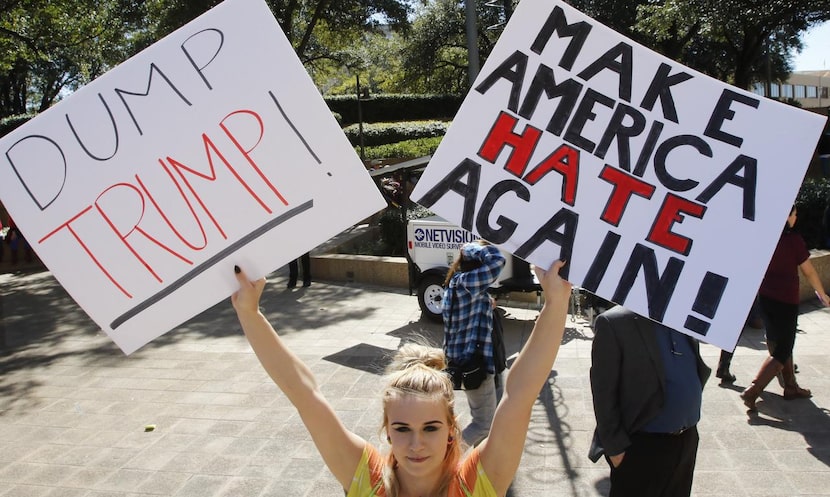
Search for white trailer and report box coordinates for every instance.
[406,215,542,321]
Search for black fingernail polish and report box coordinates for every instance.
[234,265,240,274]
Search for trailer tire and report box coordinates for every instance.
[417,273,445,323]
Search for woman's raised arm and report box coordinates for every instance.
[477,260,572,496]
[232,266,364,488]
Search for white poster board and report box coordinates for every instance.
[0,0,385,354]
[411,0,828,350]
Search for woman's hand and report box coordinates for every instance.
[231,265,267,316]
[533,260,572,307]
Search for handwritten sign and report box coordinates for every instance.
[0,0,385,354]
[411,0,828,350]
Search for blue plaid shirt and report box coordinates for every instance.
[442,244,506,373]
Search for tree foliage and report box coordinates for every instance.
[316,29,410,96]
[571,0,830,90]
[0,0,411,117]
[4,0,829,119]
[399,0,509,94]
[142,0,411,73]
[636,0,830,89]
[0,0,146,118]
[566,0,641,40]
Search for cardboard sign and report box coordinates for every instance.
[0,0,385,354]
[411,0,828,350]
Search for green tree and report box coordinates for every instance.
[146,1,414,95]
[316,29,409,96]
[570,0,830,90]
[0,0,411,117]
[149,0,411,67]
[0,0,146,118]
[399,0,508,94]
[634,0,830,89]
[566,0,641,40]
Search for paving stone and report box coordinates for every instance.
[4,269,830,496]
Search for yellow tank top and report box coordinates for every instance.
[345,444,497,497]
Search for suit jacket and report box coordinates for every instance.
[588,306,711,462]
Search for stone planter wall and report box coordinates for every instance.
[309,224,411,289]
[311,253,410,288]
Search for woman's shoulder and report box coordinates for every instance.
[345,444,385,497]
[454,448,497,497]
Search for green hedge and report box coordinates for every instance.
[325,94,463,126]
[357,136,443,161]
[344,120,449,147]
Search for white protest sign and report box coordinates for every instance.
[0,0,385,354]
[411,0,828,350]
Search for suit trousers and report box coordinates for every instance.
[607,426,699,497]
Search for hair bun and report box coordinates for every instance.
[387,342,446,372]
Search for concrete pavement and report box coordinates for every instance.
[2,266,830,496]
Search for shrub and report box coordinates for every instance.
[358,136,443,161]
[407,204,435,221]
[378,207,407,256]
[796,177,830,249]
[325,94,463,125]
[344,120,449,147]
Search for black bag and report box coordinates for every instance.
[446,339,488,390]
[447,352,487,390]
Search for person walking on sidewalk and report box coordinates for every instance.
[442,240,505,447]
[232,260,572,497]
[589,306,710,497]
[741,205,830,410]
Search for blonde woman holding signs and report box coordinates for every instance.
[231,259,571,496]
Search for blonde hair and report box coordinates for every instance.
[380,343,463,497]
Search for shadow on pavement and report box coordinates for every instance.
[0,269,403,415]
[516,369,588,494]
[324,343,396,375]
[749,395,830,468]
[0,270,119,414]
[386,318,443,346]
[157,276,385,344]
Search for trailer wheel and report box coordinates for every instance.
[417,273,445,323]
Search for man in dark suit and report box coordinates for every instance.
[588,306,711,497]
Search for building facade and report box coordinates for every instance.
[751,70,830,112]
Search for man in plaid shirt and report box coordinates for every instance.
[442,240,506,446]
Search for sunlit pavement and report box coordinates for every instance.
[2,268,830,496]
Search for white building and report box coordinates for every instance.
[750,71,830,177]
[751,70,830,112]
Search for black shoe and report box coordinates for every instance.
[716,368,736,384]
[302,280,311,287]
[287,281,296,288]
